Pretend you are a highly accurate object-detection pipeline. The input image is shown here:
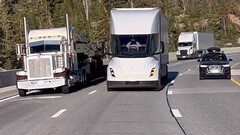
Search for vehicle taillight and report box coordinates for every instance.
[54,70,66,78]
[17,75,28,81]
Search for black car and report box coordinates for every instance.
[198,51,232,80]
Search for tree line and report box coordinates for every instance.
[0,0,239,69]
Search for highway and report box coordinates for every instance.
[0,53,240,135]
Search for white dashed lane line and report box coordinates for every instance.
[168,91,173,95]
[172,109,182,118]
[178,73,183,77]
[51,109,67,118]
[88,90,97,95]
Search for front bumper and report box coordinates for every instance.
[17,78,66,90]
[107,81,158,89]
[177,54,193,59]
[199,67,231,77]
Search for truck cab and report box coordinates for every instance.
[176,32,196,59]
[107,8,169,91]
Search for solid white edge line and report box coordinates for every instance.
[168,91,173,95]
[51,109,67,118]
[172,109,182,118]
[88,90,97,95]
[0,95,19,103]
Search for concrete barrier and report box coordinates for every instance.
[0,47,240,89]
[169,47,240,62]
[0,70,19,88]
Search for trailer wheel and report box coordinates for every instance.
[18,89,26,97]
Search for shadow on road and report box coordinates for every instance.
[26,77,107,96]
[109,71,179,92]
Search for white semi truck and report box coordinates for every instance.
[16,14,85,96]
[107,8,169,90]
[176,32,214,60]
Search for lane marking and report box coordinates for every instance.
[178,73,183,77]
[17,96,62,101]
[231,62,240,87]
[88,90,97,95]
[168,91,173,95]
[51,109,67,118]
[170,80,175,85]
[0,95,19,103]
[231,77,240,87]
[172,109,182,118]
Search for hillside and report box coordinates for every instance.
[0,0,240,69]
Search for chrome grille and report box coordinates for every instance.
[28,58,52,79]
[180,50,188,56]
[207,65,223,73]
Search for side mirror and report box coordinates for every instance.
[197,59,200,62]
[229,59,232,61]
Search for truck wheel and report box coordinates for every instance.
[82,72,87,88]
[18,89,26,97]
[62,85,70,94]
[199,75,204,80]
[154,77,162,91]
[163,65,168,80]
[62,79,71,94]
[107,87,113,91]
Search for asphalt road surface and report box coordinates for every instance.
[0,53,240,135]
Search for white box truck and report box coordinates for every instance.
[16,14,85,96]
[107,8,169,90]
[176,32,214,60]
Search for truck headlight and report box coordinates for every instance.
[223,64,230,67]
[189,47,193,53]
[110,68,115,77]
[200,65,208,68]
[57,56,64,68]
[150,67,156,77]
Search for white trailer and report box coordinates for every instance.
[107,8,169,90]
[176,32,214,59]
[16,14,85,96]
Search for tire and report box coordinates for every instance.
[18,89,26,97]
[154,77,162,91]
[107,87,113,91]
[62,85,70,94]
[82,72,87,88]
[163,65,168,80]
[62,78,71,94]
[226,74,231,79]
[199,75,204,80]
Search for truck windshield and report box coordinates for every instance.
[29,40,61,54]
[111,34,158,57]
[178,42,192,47]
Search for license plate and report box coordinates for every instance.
[126,81,139,85]
[37,81,44,85]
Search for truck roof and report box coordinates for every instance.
[178,32,194,43]
[28,27,67,42]
[111,8,164,35]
